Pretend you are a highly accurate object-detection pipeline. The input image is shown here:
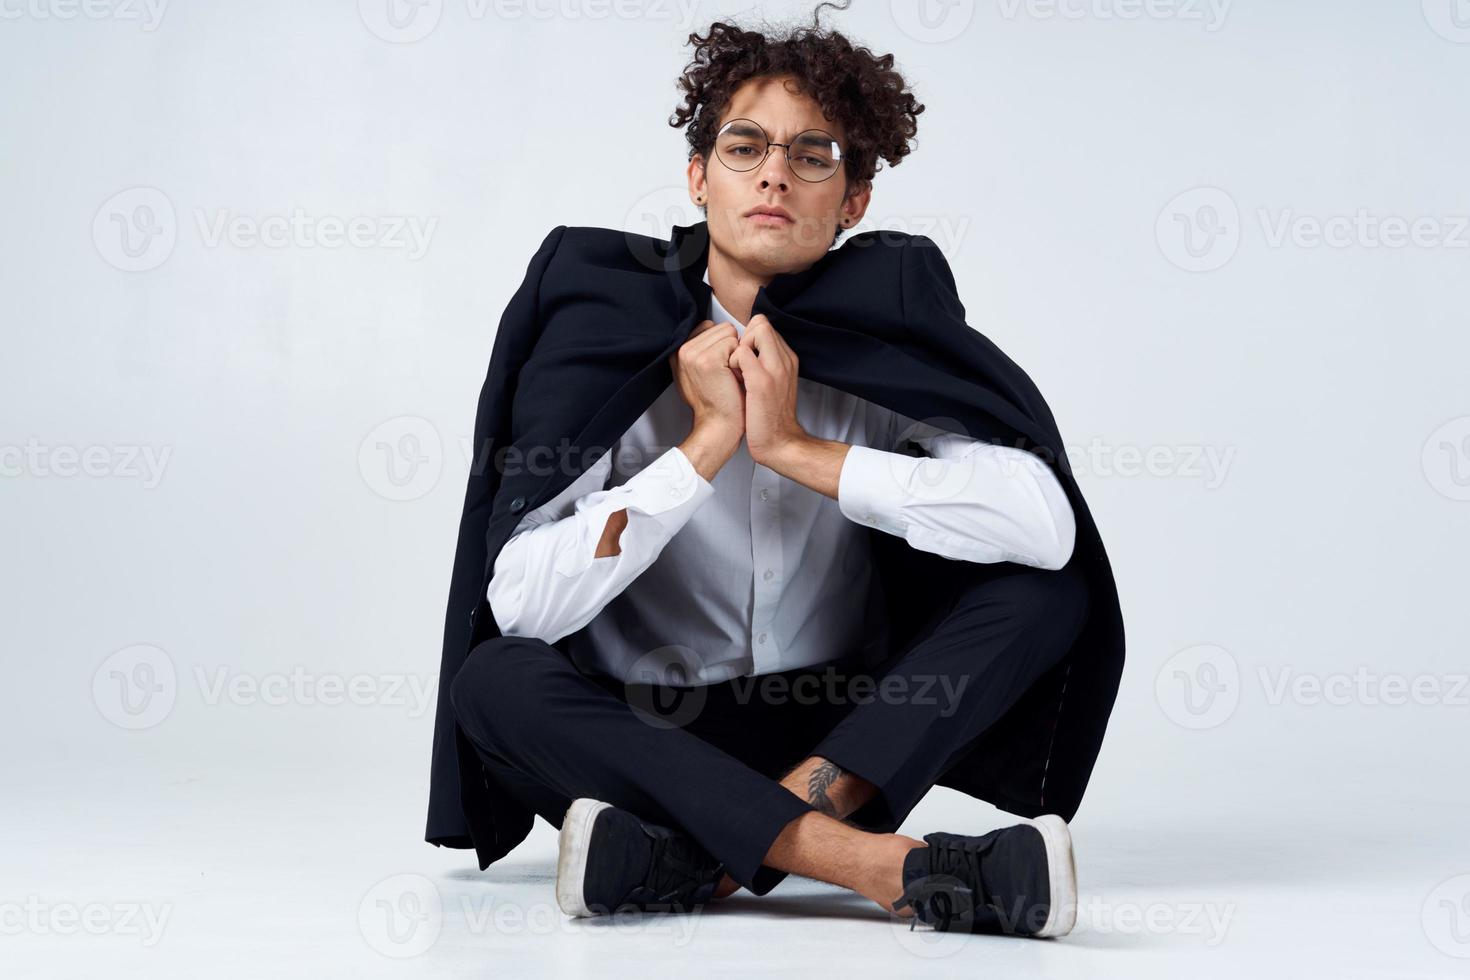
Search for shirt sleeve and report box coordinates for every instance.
[487,445,715,643]
[837,406,1077,570]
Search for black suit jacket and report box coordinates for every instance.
[425,220,1126,870]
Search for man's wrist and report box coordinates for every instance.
[678,422,742,481]
[763,434,850,500]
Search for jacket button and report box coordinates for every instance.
[510,496,526,513]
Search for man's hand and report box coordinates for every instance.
[669,319,744,480]
[730,314,850,499]
[728,314,811,466]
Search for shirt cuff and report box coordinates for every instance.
[550,445,714,578]
[837,443,911,535]
[620,445,715,530]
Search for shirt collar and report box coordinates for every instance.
[702,266,746,337]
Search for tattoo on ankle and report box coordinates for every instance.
[806,760,845,817]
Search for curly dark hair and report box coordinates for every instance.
[668,1,924,241]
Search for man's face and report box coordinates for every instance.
[689,74,870,278]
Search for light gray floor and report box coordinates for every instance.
[7,745,1466,978]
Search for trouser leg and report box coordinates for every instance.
[807,562,1092,833]
[449,636,816,895]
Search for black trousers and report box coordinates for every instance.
[450,561,1090,895]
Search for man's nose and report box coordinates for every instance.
[756,149,793,191]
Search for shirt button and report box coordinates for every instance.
[509,496,526,513]
[759,488,770,501]
[763,569,774,582]
[757,632,768,644]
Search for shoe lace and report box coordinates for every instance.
[891,834,996,931]
[638,828,723,909]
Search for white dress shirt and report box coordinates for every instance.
[487,270,1076,686]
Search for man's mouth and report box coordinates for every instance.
[746,207,793,226]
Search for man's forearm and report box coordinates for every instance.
[762,434,851,500]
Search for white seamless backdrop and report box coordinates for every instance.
[2,2,1467,977]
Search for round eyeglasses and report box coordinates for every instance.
[712,118,844,183]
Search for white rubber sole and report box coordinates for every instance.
[1022,814,1078,938]
[556,798,612,918]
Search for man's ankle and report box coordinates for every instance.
[712,873,741,899]
[861,834,926,912]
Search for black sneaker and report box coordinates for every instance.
[555,799,726,917]
[890,814,1078,938]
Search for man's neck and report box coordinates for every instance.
[705,247,768,327]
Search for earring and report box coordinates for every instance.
[695,195,705,204]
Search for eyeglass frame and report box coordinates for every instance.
[709,117,846,183]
